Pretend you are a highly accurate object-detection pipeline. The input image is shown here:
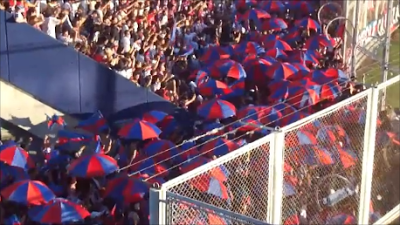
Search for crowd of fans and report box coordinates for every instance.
[1,0,399,225]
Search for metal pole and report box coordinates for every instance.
[381,0,394,110]
[350,0,360,79]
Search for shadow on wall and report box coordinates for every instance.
[0,10,178,118]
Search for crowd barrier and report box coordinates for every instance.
[150,75,400,225]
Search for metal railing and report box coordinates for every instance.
[150,75,400,225]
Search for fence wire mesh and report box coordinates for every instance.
[167,139,271,222]
[369,79,400,224]
[281,93,369,224]
[165,192,269,225]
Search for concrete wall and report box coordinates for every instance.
[0,10,177,122]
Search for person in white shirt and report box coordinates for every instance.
[42,8,68,39]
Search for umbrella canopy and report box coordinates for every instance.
[118,119,161,140]
[142,110,168,124]
[265,48,288,61]
[208,59,246,80]
[143,140,183,163]
[199,138,239,157]
[189,173,230,199]
[67,153,119,178]
[261,0,285,12]
[233,42,265,58]
[288,50,320,65]
[282,83,320,109]
[262,18,288,31]
[243,58,276,83]
[264,39,292,51]
[197,79,231,97]
[305,34,335,50]
[322,68,350,84]
[197,99,237,120]
[236,9,271,29]
[0,163,29,184]
[103,177,149,203]
[295,17,321,31]
[199,46,232,63]
[1,180,55,205]
[28,198,90,224]
[75,111,108,133]
[329,146,358,169]
[235,0,257,9]
[0,145,34,170]
[325,213,356,224]
[316,125,350,148]
[288,1,315,13]
[131,158,169,177]
[266,62,298,80]
[180,157,211,174]
[288,145,335,167]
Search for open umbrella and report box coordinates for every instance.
[262,17,288,31]
[0,145,34,170]
[236,9,271,29]
[261,0,285,12]
[118,119,161,140]
[1,180,55,205]
[287,145,335,167]
[295,17,321,31]
[283,83,320,109]
[316,125,350,148]
[142,111,168,124]
[0,163,29,184]
[243,58,276,83]
[288,1,315,13]
[197,79,231,97]
[265,48,288,61]
[305,35,335,50]
[234,42,265,58]
[200,46,232,63]
[131,158,169,177]
[322,68,349,84]
[325,213,356,224]
[67,153,119,178]
[103,177,149,203]
[264,39,292,51]
[180,157,211,173]
[208,59,246,80]
[189,173,230,199]
[75,111,108,133]
[28,198,90,224]
[197,99,237,120]
[273,102,308,126]
[199,138,239,157]
[266,62,298,80]
[143,140,182,163]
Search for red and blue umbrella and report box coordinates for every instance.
[198,79,231,97]
[189,69,209,84]
[259,34,279,46]
[329,146,358,169]
[264,39,292,51]
[265,48,288,61]
[266,62,298,80]
[262,18,288,31]
[131,158,169,177]
[237,105,269,121]
[318,82,342,99]
[325,213,356,224]
[0,145,34,170]
[288,50,320,65]
[1,180,55,205]
[103,177,149,203]
[288,1,315,13]
[75,111,108,133]
[261,0,285,12]
[323,68,350,84]
[305,35,335,50]
[189,173,230,199]
[234,42,265,60]
[143,140,182,163]
[243,58,275,83]
[284,83,320,109]
[199,138,239,157]
[180,156,211,173]
[295,17,320,31]
[118,119,161,140]
[273,102,308,126]
[28,198,90,224]
[287,130,317,149]
[208,59,246,80]
[235,0,257,9]
[290,62,312,79]
[289,145,335,167]
[236,9,271,29]
[142,110,168,124]
[200,46,232,63]
[0,163,29,184]
[197,99,237,120]
[283,27,302,44]
[316,125,350,148]
[67,153,119,178]
[46,114,66,130]
[230,119,268,134]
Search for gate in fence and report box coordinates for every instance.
[150,75,400,225]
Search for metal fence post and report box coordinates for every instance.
[358,88,379,224]
[270,129,285,224]
[149,188,167,225]
[350,0,360,78]
[381,0,394,110]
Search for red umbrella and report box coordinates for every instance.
[264,39,292,51]
[0,145,34,170]
[197,79,231,97]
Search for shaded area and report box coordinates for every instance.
[0,10,178,119]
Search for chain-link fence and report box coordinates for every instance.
[165,191,270,225]
[280,91,370,224]
[369,76,400,224]
[162,135,273,222]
